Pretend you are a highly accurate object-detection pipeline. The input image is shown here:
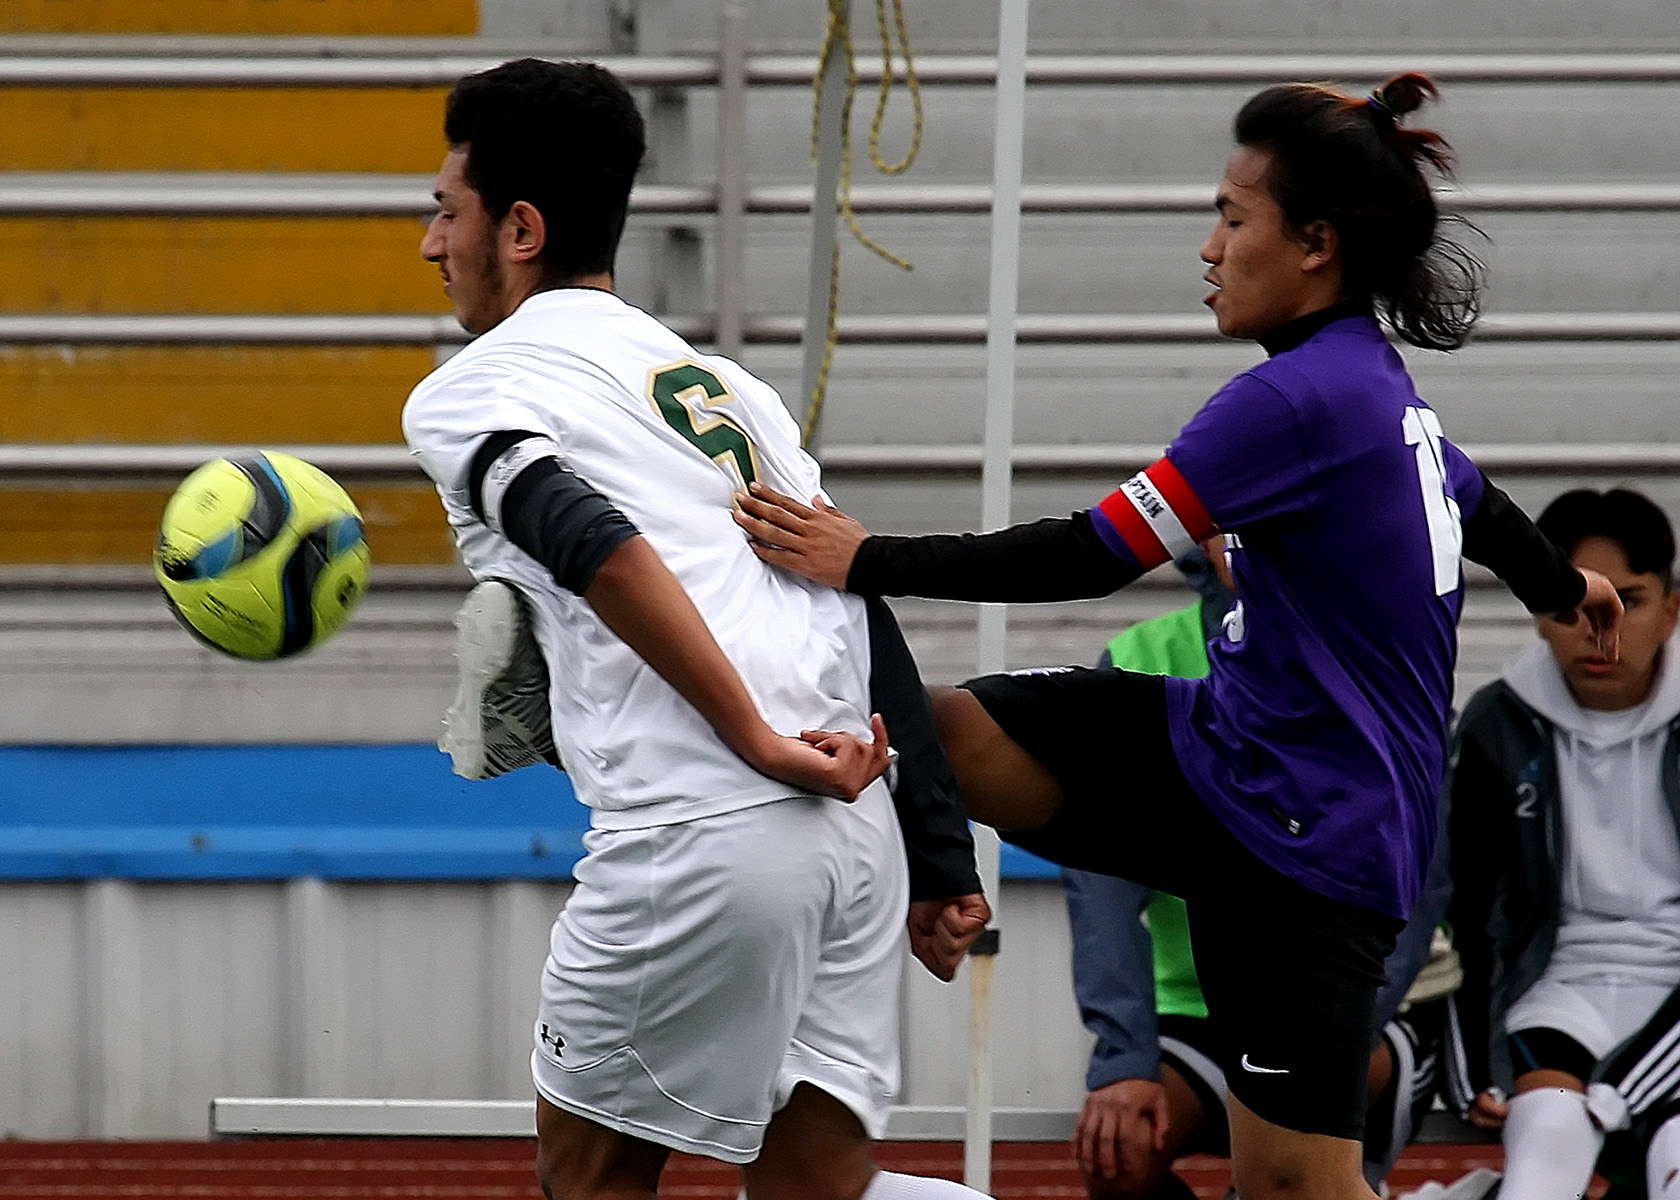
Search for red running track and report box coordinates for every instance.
[0,1137,1520,1199]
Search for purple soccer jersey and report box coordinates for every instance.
[1090,314,1482,917]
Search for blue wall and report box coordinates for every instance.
[0,746,1056,881]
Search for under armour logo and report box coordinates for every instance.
[540,1023,566,1057]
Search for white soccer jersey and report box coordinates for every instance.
[403,289,873,828]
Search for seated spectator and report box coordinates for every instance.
[1446,487,1680,1200]
[1066,543,1457,1200]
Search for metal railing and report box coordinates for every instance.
[1,311,1677,347]
[201,1093,1485,1144]
[205,1096,1079,1142]
[9,442,1680,483]
[8,175,1680,216]
[4,52,1680,87]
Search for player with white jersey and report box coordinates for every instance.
[401,58,990,1200]
[411,299,875,825]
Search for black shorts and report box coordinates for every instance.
[1507,1028,1596,1083]
[962,666,1403,1141]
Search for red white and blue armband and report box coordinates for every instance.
[1088,457,1218,569]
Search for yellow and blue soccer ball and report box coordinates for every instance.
[154,451,371,660]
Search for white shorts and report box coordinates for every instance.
[1505,973,1675,1061]
[530,781,908,1163]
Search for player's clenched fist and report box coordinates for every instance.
[906,893,992,982]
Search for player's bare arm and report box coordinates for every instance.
[734,482,867,589]
[585,535,889,802]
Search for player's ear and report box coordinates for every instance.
[506,200,547,265]
[1299,219,1339,272]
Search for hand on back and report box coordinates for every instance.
[749,714,891,802]
[734,483,870,590]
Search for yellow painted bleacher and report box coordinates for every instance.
[0,345,432,442]
[0,89,450,172]
[3,0,475,36]
[0,1,474,568]
[0,217,448,312]
[3,482,452,563]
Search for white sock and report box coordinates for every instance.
[1500,1088,1603,1200]
[1647,1114,1680,1200]
[863,1168,993,1199]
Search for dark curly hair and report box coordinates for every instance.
[444,58,647,283]
[1233,72,1485,351]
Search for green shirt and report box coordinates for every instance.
[1106,601,1210,1020]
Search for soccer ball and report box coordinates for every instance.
[154,451,371,660]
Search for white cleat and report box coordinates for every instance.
[440,580,559,780]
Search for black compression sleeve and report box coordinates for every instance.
[467,432,639,595]
[1461,472,1586,614]
[845,511,1142,601]
[866,596,982,901]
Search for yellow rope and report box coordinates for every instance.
[802,0,923,447]
[866,0,923,176]
[802,241,842,447]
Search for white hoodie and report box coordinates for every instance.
[1503,633,1680,985]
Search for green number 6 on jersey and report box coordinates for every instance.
[647,360,761,490]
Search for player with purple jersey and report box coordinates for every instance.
[1126,310,1486,919]
[736,73,1622,1200]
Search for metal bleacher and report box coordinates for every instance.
[7,39,1680,706]
[2,0,1679,1144]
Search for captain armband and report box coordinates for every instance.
[467,430,639,595]
[1090,457,1219,570]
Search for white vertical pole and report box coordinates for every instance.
[83,879,142,1137]
[714,0,748,361]
[800,6,850,455]
[639,0,703,317]
[965,0,1030,1191]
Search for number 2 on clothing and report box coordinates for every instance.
[1402,405,1463,597]
[647,361,761,489]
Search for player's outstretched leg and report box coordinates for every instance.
[927,685,1062,833]
[534,1095,667,1200]
[743,1083,992,1200]
[441,579,560,778]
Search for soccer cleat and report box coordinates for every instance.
[1395,1169,1501,1200]
[440,579,560,780]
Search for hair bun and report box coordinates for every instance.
[1371,72,1438,120]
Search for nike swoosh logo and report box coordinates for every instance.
[1240,1054,1290,1075]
